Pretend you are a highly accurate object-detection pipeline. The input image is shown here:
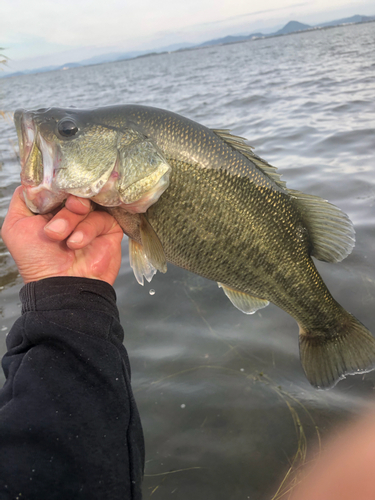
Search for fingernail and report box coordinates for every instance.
[68,231,83,244]
[45,219,68,234]
[78,198,90,207]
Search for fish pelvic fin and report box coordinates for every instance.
[218,283,269,314]
[299,312,375,389]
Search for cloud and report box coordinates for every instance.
[190,2,310,28]
[0,0,317,49]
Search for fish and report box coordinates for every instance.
[13,104,375,389]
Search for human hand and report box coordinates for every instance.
[290,412,375,500]
[1,186,123,285]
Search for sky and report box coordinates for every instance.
[1,0,374,73]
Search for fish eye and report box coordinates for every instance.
[57,119,78,138]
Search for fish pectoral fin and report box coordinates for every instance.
[128,212,166,286]
[218,283,269,314]
[129,238,157,286]
[140,214,167,274]
[288,189,355,263]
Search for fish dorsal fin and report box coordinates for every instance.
[287,189,355,263]
[218,283,269,314]
[212,128,354,262]
[129,238,157,286]
[211,129,255,152]
[140,214,167,273]
[212,129,287,189]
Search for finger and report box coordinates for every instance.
[66,211,122,249]
[64,195,92,216]
[44,204,91,241]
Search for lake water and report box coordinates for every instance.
[1,21,375,499]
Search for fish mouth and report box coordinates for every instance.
[14,109,67,214]
[14,109,122,214]
[14,109,35,170]
[14,109,171,216]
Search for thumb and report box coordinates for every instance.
[8,185,34,217]
[1,186,34,238]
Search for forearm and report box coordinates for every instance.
[0,277,144,500]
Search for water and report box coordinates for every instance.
[1,22,375,499]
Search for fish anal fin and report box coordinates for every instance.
[129,238,157,286]
[288,189,355,263]
[140,215,167,274]
[218,283,269,314]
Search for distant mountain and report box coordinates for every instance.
[7,64,66,76]
[158,42,196,53]
[2,14,374,78]
[78,51,145,66]
[316,14,374,27]
[1,43,196,78]
[77,42,195,66]
[191,14,374,49]
[274,21,311,35]
[198,33,264,48]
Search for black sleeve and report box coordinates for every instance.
[0,277,144,500]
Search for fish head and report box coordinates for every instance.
[14,106,171,214]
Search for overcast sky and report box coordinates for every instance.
[2,0,374,73]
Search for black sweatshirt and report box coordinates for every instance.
[0,277,145,500]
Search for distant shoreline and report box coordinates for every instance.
[171,18,375,54]
[2,16,375,79]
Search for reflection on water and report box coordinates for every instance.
[1,21,375,499]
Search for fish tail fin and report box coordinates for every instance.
[299,311,375,389]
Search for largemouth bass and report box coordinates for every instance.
[13,105,375,389]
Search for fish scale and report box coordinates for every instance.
[147,158,329,322]
[13,104,375,389]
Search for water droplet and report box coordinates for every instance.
[180,404,186,409]
[149,289,155,296]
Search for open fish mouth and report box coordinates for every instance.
[14,109,66,214]
[14,108,172,215]
[14,110,128,214]
[14,109,34,170]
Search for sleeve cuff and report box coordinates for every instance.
[20,277,119,319]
